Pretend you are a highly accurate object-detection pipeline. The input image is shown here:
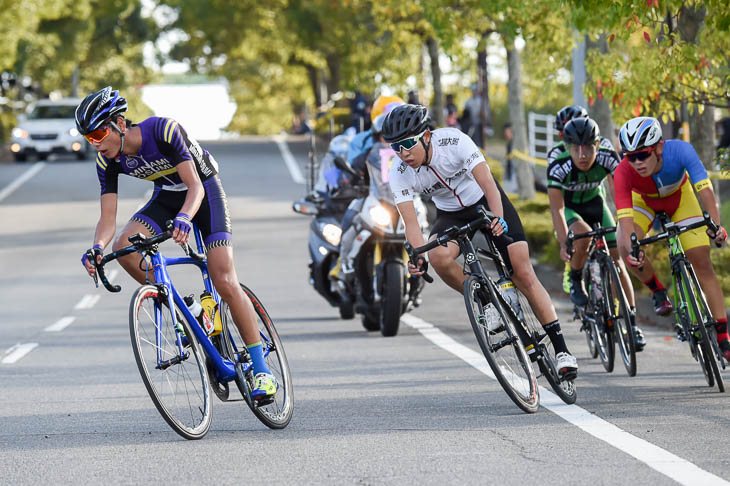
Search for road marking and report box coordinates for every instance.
[0,162,46,203]
[74,294,101,310]
[2,343,38,364]
[272,135,305,184]
[108,269,118,282]
[401,314,730,486]
[45,316,76,332]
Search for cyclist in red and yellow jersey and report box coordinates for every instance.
[614,116,729,358]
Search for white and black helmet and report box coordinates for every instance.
[381,104,430,143]
[619,116,662,153]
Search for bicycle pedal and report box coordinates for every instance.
[253,396,275,407]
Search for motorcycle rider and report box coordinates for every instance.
[384,104,579,379]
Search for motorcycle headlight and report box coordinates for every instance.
[321,223,342,246]
[69,128,80,137]
[369,204,391,227]
[11,128,28,139]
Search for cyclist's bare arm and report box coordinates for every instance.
[176,160,205,218]
[548,188,570,262]
[85,193,118,276]
[472,162,503,219]
[472,162,505,236]
[696,186,721,228]
[396,200,427,275]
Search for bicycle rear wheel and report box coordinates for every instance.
[221,283,293,428]
[680,263,724,392]
[464,275,539,413]
[129,285,211,440]
[517,291,576,404]
[604,259,636,376]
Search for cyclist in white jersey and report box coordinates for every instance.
[384,104,578,378]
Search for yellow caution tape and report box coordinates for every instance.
[709,171,730,180]
[509,149,548,167]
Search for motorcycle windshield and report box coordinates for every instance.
[313,152,339,195]
[367,144,399,204]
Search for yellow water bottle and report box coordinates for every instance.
[200,291,222,336]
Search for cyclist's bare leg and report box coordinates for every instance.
[568,219,591,270]
[113,221,154,285]
[206,246,260,345]
[617,223,657,282]
[610,246,636,307]
[686,245,727,320]
[428,238,465,293]
[508,241,558,325]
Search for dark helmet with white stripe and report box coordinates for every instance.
[75,86,128,135]
[381,104,430,143]
[554,105,588,132]
[563,117,600,145]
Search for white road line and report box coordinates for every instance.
[273,135,305,184]
[74,294,101,310]
[0,162,46,203]
[45,316,76,332]
[108,269,119,282]
[401,314,730,486]
[2,343,38,364]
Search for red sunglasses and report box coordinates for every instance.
[84,124,111,143]
[626,146,655,162]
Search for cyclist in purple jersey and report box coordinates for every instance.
[76,87,278,400]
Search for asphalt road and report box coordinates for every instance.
[0,139,728,485]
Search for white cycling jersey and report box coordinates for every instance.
[389,127,488,212]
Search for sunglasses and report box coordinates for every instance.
[84,124,111,143]
[626,147,655,162]
[390,131,426,153]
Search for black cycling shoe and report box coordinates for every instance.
[569,278,588,307]
[632,326,646,351]
[718,339,730,362]
[674,324,687,342]
[652,289,673,316]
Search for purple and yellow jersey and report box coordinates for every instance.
[96,117,219,195]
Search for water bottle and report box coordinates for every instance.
[200,291,221,336]
[184,294,214,335]
[589,260,602,300]
[497,277,524,321]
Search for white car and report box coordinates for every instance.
[9,98,90,162]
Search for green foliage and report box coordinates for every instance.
[507,192,561,264]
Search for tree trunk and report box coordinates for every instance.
[585,34,615,148]
[325,53,341,100]
[426,37,444,127]
[478,32,493,145]
[305,64,321,108]
[506,42,534,200]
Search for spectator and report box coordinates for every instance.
[463,83,483,147]
[350,91,369,132]
[444,94,459,128]
[407,89,420,105]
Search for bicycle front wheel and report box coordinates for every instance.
[604,259,636,376]
[516,291,576,404]
[221,284,293,428]
[680,263,724,392]
[129,285,211,440]
[465,275,539,413]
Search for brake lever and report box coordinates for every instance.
[86,249,100,288]
[630,233,644,272]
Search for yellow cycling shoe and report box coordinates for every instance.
[251,372,279,400]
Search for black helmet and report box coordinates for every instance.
[554,105,588,132]
[75,86,128,135]
[381,104,430,143]
[563,117,600,145]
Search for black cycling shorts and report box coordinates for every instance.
[132,175,232,251]
[429,182,526,271]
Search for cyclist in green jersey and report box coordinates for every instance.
[547,117,646,350]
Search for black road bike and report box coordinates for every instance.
[406,207,576,413]
[566,224,637,376]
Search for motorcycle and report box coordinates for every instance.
[293,135,365,319]
[334,147,429,336]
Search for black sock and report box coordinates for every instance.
[545,320,569,354]
[630,307,637,327]
[569,269,582,281]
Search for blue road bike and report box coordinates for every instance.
[88,222,293,439]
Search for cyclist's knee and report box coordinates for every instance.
[511,261,537,289]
